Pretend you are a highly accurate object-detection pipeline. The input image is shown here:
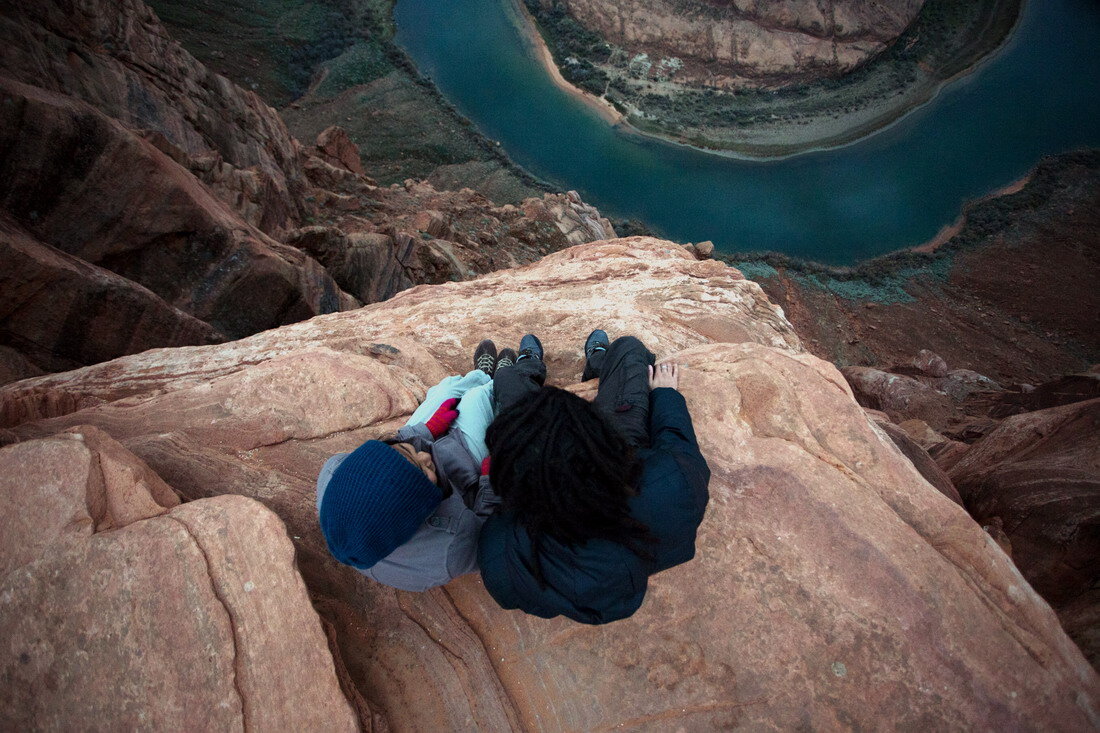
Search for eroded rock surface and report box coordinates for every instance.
[949,398,1100,668]
[558,0,924,85]
[0,428,358,731]
[0,213,222,381]
[0,0,310,231]
[2,239,1096,729]
[0,0,617,381]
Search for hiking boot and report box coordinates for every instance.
[517,333,543,362]
[584,329,609,360]
[474,339,497,376]
[496,348,517,371]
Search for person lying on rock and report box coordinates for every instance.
[478,330,711,624]
[315,339,514,591]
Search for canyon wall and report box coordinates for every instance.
[555,0,924,85]
[0,0,613,383]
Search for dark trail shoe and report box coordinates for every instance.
[474,339,497,376]
[517,333,543,362]
[584,329,609,359]
[496,348,517,371]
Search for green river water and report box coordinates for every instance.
[394,0,1100,264]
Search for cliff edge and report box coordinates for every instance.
[2,239,1097,730]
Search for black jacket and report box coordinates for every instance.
[478,388,711,624]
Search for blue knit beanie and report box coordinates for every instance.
[319,440,442,569]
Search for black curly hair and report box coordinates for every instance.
[486,386,654,584]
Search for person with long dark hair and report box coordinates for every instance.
[478,330,711,624]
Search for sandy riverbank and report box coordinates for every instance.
[506,0,625,127]
[911,173,1033,253]
[511,0,1024,160]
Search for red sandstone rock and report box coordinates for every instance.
[315,125,367,175]
[897,418,971,472]
[949,398,1100,667]
[2,240,1096,729]
[841,365,955,429]
[0,346,44,386]
[0,77,356,340]
[0,0,310,232]
[559,0,924,86]
[867,411,962,505]
[994,371,1100,413]
[0,431,358,730]
[285,226,409,303]
[0,213,222,376]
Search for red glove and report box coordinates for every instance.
[480,456,491,476]
[425,397,460,438]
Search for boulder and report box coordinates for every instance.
[939,368,1002,402]
[900,348,950,378]
[949,398,1100,667]
[0,429,358,730]
[315,125,367,175]
[841,365,955,429]
[2,239,1096,729]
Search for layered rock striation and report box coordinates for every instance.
[2,239,1097,729]
[0,0,614,384]
[556,0,925,85]
[839,347,1100,670]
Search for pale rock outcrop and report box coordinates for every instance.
[896,348,950,379]
[0,428,358,730]
[1,239,1096,729]
[522,190,617,246]
[558,0,925,85]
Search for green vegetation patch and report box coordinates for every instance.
[523,0,611,95]
[726,249,956,305]
[315,40,393,98]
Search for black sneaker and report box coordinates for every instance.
[496,348,517,371]
[584,329,609,359]
[517,333,543,362]
[474,339,497,376]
